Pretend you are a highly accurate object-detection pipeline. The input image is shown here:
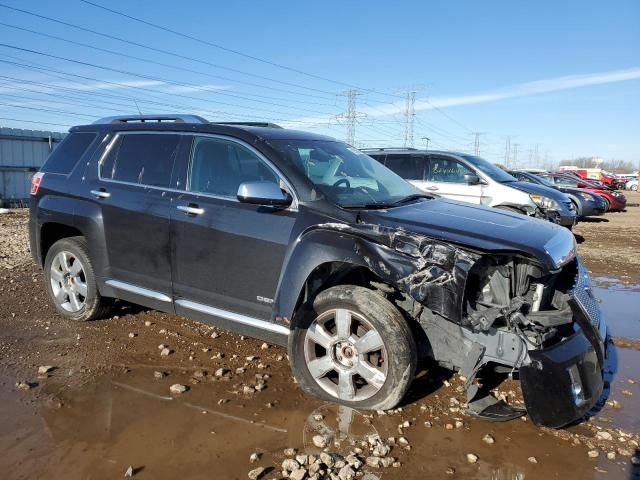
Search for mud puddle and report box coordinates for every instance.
[592,276,640,340]
[2,367,638,480]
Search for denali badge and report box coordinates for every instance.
[257,296,274,304]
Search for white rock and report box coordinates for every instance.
[466,453,479,463]
[250,452,260,463]
[596,431,613,441]
[282,458,300,471]
[247,467,265,480]
[160,347,171,356]
[169,384,188,394]
[528,456,538,464]
[482,434,495,445]
[38,365,54,375]
[588,449,599,458]
[312,434,329,448]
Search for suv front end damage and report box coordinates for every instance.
[460,255,607,427]
[316,221,607,427]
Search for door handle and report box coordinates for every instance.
[177,204,204,215]
[426,186,439,191]
[90,189,111,199]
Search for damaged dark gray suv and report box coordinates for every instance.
[29,115,608,428]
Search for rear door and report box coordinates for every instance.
[86,131,185,308]
[424,155,483,204]
[170,134,297,321]
[383,154,427,189]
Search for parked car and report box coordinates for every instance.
[509,170,607,218]
[537,172,627,212]
[362,149,576,228]
[30,115,607,428]
[626,179,638,191]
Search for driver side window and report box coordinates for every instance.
[188,136,279,197]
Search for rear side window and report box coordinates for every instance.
[100,133,180,188]
[41,132,97,174]
[428,156,475,183]
[385,154,425,180]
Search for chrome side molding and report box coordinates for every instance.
[175,299,290,336]
[105,279,172,302]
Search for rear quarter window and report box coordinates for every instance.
[40,132,97,175]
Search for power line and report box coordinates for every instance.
[0,43,338,117]
[79,0,404,100]
[0,21,339,107]
[473,132,485,155]
[0,116,70,128]
[0,3,340,100]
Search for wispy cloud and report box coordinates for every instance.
[285,67,640,128]
[166,84,230,93]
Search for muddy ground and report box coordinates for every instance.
[1,193,639,480]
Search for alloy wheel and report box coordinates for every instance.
[303,308,388,402]
[50,251,87,313]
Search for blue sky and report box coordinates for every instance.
[0,0,638,165]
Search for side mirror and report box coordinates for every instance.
[464,174,480,185]
[237,181,292,207]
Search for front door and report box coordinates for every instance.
[423,155,484,204]
[170,135,296,320]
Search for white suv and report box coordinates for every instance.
[363,149,576,227]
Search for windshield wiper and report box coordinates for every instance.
[391,193,433,205]
[342,202,394,210]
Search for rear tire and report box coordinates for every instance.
[289,285,417,410]
[44,237,112,321]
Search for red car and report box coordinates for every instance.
[538,173,627,211]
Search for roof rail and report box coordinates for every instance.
[93,114,209,124]
[211,122,283,129]
[360,147,419,151]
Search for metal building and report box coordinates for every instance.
[0,127,66,206]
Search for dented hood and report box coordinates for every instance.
[358,198,576,270]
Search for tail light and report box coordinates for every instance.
[30,172,44,195]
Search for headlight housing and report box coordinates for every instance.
[530,194,560,210]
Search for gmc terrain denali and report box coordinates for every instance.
[29,115,608,427]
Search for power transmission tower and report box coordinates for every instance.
[337,89,365,145]
[512,143,519,169]
[504,136,512,167]
[473,132,484,155]
[403,87,416,148]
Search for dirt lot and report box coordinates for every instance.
[1,193,639,480]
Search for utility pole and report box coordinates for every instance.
[337,89,365,145]
[403,86,416,148]
[473,132,484,155]
[421,136,430,150]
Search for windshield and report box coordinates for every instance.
[269,139,420,207]
[528,172,555,187]
[461,154,517,183]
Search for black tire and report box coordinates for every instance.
[289,285,417,410]
[44,236,112,321]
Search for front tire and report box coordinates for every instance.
[289,285,417,410]
[44,237,112,321]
